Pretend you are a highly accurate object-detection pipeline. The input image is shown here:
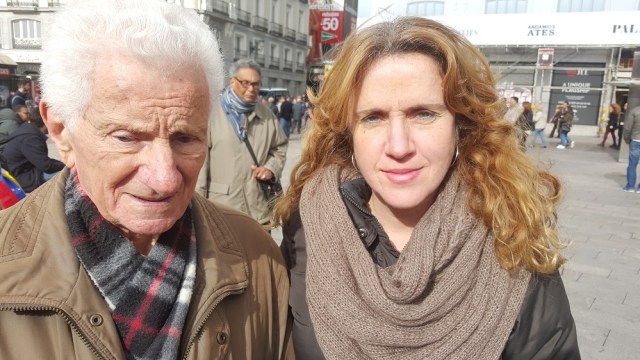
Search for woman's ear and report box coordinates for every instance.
[40,100,75,168]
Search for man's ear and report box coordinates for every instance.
[40,100,75,168]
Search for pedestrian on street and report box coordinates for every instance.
[10,79,32,108]
[623,105,640,193]
[274,16,579,360]
[530,104,549,148]
[549,104,562,138]
[0,1,292,359]
[279,96,293,138]
[0,104,29,163]
[292,95,305,134]
[504,96,522,124]
[197,59,288,228]
[2,108,64,193]
[557,101,575,149]
[600,103,621,148]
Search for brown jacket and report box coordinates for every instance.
[196,101,288,226]
[0,170,293,359]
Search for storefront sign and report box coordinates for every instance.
[426,12,640,46]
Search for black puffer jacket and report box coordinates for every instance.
[281,180,580,360]
[2,122,64,192]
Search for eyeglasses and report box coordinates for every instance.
[233,77,261,89]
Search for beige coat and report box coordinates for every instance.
[0,170,293,359]
[197,101,288,226]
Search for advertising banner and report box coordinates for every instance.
[318,10,344,44]
[549,63,605,125]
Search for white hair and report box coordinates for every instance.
[40,0,224,130]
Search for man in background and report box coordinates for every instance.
[197,59,288,228]
[504,96,522,124]
[10,79,32,108]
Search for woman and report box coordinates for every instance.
[549,104,563,138]
[557,101,575,149]
[515,101,533,149]
[600,103,621,148]
[274,17,579,359]
[530,105,549,148]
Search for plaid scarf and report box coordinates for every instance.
[64,170,197,360]
[221,86,256,140]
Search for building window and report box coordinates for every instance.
[557,0,605,12]
[485,0,527,14]
[12,19,41,49]
[406,1,444,16]
[272,0,278,22]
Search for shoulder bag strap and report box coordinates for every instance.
[240,117,260,167]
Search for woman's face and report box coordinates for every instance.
[352,53,456,224]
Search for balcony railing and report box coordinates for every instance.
[211,0,229,16]
[283,60,293,70]
[13,37,41,49]
[255,54,266,66]
[48,0,63,6]
[252,16,268,31]
[269,22,283,37]
[236,8,251,26]
[269,56,280,69]
[295,32,307,45]
[234,49,248,60]
[284,28,296,41]
[7,0,38,6]
[296,62,306,73]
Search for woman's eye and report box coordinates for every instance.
[415,111,437,123]
[361,114,382,124]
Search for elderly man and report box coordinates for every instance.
[197,59,287,228]
[0,1,292,359]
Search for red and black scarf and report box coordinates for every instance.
[64,170,197,360]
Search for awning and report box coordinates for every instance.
[0,53,18,66]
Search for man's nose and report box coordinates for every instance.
[141,140,181,195]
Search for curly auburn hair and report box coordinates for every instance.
[273,16,566,274]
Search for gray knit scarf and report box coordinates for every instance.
[300,165,530,359]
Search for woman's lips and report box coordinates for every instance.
[383,168,421,184]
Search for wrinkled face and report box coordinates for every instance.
[58,55,209,241]
[353,53,456,223]
[230,68,261,103]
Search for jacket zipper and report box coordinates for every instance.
[181,286,246,359]
[0,303,108,360]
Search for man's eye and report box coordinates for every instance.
[114,135,134,143]
[174,135,195,143]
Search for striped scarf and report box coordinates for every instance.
[64,170,197,360]
[221,86,256,140]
